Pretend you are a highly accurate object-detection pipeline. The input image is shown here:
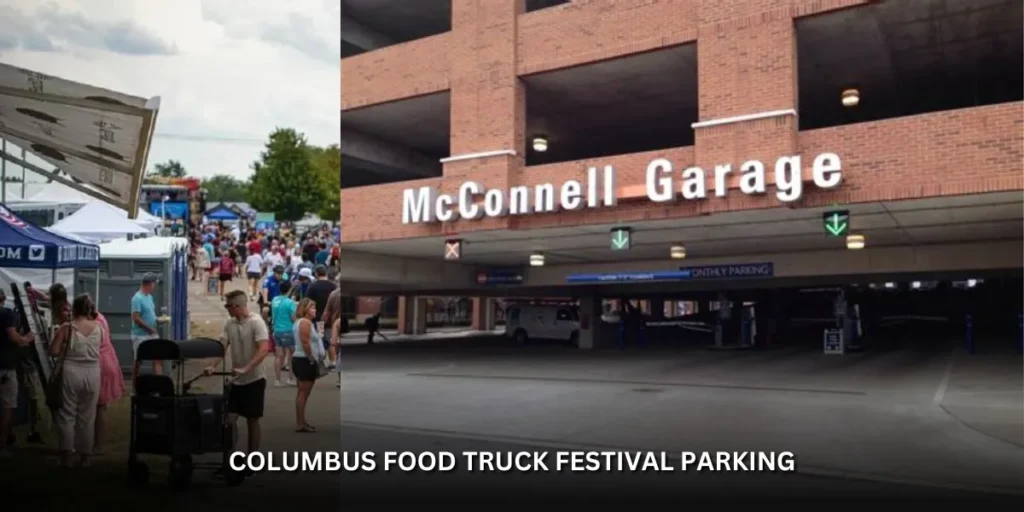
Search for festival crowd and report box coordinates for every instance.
[0,219,350,465]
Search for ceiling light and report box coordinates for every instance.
[967,279,977,288]
[884,282,896,289]
[532,136,548,152]
[911,281,921,289]
[529,252,545,266]
[846,234,865,250]
[670,244,686,259]
[841,88,860,107]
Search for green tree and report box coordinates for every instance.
[202,174,249,202]
[309,144,340,220]
[246,128,326,222]
[150,159,187,178]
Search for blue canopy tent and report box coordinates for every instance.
[0,201,100,313]
[0,203,99,424]
[0,202,100,270]
[205,203,239,221]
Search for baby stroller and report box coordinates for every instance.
[128,337,245,490]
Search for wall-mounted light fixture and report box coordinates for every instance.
[841,88,860,107]
[846,234,865,250]
[529,252,545,266]
[532,136,548,152]
[670,244,686,259]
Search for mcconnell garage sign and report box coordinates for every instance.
[401,153,843,224]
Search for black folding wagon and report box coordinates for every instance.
[128,337,244,490]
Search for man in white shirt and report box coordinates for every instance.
[244,251,264,300]
[203,291,269,466]
[263,248,284,272]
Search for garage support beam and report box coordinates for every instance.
[398,296,427,335]
[341,15,394,52]
[340,128,439,177]
[471,297,496,331]
[577,295,602,350]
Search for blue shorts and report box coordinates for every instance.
[274,332,295,349]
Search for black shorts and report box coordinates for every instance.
[219,273,233,282]
[227,378,266,419]
[247,272,261,280]
[291,357,317,382]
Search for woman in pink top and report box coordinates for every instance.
[92,305,124,455]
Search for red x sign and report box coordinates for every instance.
[444,239,462,260]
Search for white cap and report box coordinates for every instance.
[298,267,313,279]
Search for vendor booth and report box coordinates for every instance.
[0,202,100,423]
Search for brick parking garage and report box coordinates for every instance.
[340,0,1022,339]
[338,1,1024,498]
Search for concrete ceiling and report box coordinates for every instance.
[340,92,450,158]
[341,0,451,44]
[342,192,1024,266]
[342,155,424,188]
[524,44,699,165]
[341,40,363,59]
[526,0,571,12]
[797,0,1023,129]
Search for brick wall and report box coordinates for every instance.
[340,33,451,110]
[340,0,1022,242]
[517,0,698,75]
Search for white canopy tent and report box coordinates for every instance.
[50,200,151,243]
[26,181,92,204]
[132,208,163,230]
[45,226,93,244]
[24,181,163,230]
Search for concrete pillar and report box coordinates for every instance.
[397,296,427,335]
[471,297,496,331]
[578,295,603,350]
[731,300,744,344]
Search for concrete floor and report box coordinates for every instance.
[181,281,1021,497]
[336,425,1020,501]
[336,337,1024,495]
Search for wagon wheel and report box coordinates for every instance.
[127,459,150,487]
[168,455,194,491]
[224,466,245,487]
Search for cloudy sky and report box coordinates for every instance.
[0,0,340,180]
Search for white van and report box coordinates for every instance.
[505,304,580,346]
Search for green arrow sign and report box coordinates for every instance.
[610,227,632,250]
[823,210,850,237]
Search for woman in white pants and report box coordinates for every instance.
[49,294,103,467]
